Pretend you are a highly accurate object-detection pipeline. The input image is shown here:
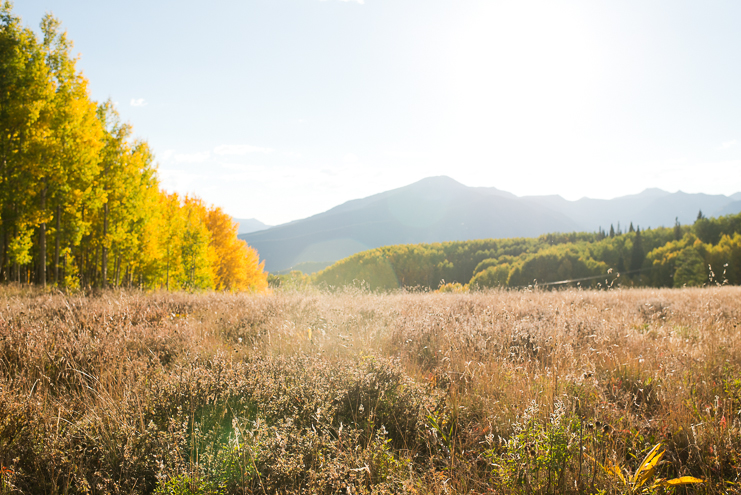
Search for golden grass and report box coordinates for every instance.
[1,285,740,493]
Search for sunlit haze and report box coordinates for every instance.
[16,1,741,225]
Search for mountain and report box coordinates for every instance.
[241,176,578,272]
[715,200,741,218]
[232,218,272,235]
[240,177,741,273]
[523,189,738,232]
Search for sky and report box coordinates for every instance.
[14,0,741,226]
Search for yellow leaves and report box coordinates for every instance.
[205,206,267,292]
[0,4,268,292]
[599,443,705,494]
[664,476,706,486]
[436,281,467,293]
[144,196,267,292]
[632,443,663,490]
[239,241,269,292]
[602,459,627,486]
[7,224,34,266]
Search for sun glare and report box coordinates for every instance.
[442,3,606,192]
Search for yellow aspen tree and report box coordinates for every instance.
[205,205,267,292]
[240,241,269,292]
[92,102,157,288]
[0,5,54,283]
[110,139,158,287]
[44,25,104,287]
[159,192,186,290]
[180,195,215,290]
[31,13,104,287]
[135,186,169,288]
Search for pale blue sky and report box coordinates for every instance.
[15,0,741,225]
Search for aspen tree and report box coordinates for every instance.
[205,205,267,291]
[0,5,53,282]
[179,195,214,289]
[42,14,103,287]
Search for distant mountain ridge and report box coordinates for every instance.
[232,218,272,235]
[240,176,741,272]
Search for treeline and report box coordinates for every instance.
[313,212,741,290]
[0,6,267,291]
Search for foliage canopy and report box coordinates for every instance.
[0,5,267,291]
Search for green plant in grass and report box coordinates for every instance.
[426,409,454,455]
[153,474,221,495]
[488,400,580,494]
[199,425,261,494]
[367,425,411,484]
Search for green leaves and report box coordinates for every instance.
[0,5,267,291]
[7,224,33,266]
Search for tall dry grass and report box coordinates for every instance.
[0,285,739,493]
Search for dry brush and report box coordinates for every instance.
[0,285,740,494]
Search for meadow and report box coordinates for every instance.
[1,285,739,494]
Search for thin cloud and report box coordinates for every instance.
[130,98,147,107]
[158,168,204,192]
[343,153,359,164]
[220,172,266,182]
[173,152,210,163]
[220,163,266,173]
[648,159,741,196]
[214,144,274,155]
[719,139,738,150]
[159,149,175,161]
[320,0,364,4]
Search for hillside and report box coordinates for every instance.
[232,217,272,234]
[312,210,741,290]
[241,176,741,272]
[241,176,581,272]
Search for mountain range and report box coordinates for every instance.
[232,218,272,235]
[239,176,741,273]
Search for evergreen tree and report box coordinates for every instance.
[674,217,681,241]
[629,227,644,273]
[616,255,626,274]
[674,247,706,287]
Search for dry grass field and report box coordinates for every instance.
[1,285,740,494]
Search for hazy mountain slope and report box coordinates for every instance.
[232,218,272,235]
[241,176,741,273]
[714,200,741,217]
[241,176,578,272]
[523,189,741,232]
[522,189,669,230]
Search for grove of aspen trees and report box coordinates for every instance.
[0,6,267,292]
